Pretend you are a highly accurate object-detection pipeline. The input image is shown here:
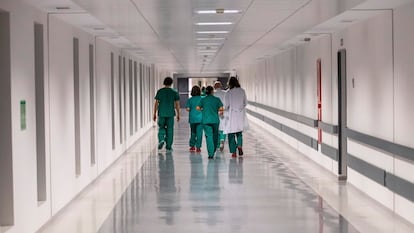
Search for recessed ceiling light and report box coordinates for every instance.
[196,31,229,34]
[198,50,217,53]
[197,43,222,46]
[196,38,225,41]
[93,27,105,31]
[197,46,218,49]
[195,22,233,26]
[195,9,241,14]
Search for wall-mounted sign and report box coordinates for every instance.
[20,100,26,130]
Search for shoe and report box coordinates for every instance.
[158,141,165,149]
[238,147,243,156]
[208,155,214,159]
[166,147,173,152]
[219,141,224,152]
[231,153,237,158]
[196,148,201,153]
[189,146,195,152]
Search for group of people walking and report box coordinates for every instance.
[153,76,247,159]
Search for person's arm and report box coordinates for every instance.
[185,99,190,112]
[196,98,203,111]
[175,100,180,121]
[153,100,159,121]
[218,106,224,116]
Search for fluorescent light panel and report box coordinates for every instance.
[195,22,233,25]
[196,38,225,41]
[196,31,229,34]
[197,43,222,46]
[197,50,218,53]
[197,50,217,52]
[196,10,241,14]
[197,46,219,49]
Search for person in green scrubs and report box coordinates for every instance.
[153,77,180,151]
[185,85,203,153]
[213,81,227,151]
[197,86,223,159]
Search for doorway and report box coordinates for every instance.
[337,49,347,180]
[177,78,189,108]
[0,9,14,226]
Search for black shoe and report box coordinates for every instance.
[208,155,214,159]
[238,147,243,156]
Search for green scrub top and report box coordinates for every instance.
[198,95,223,124]
[185,96,202,124]
[154,87,180,117]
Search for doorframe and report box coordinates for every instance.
[317,59,322,144]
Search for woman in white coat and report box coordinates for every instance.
[224,76,247,158]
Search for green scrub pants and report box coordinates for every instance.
[217,130,226,148]
[228,131,243,153]
[158,116,174,150]
[204,123,219,157]
[189,123,203,148]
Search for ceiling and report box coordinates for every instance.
[25,0,414,75]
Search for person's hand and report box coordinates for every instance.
[176,115,180,122]
[153,115,157,122]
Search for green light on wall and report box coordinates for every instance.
[20,100,26,130]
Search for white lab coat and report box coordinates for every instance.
[214,88,227,131]
[224,87,247,134]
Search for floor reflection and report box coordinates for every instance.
[97,119,361,233]
[156,152,180,225]
[189,154,224,226]
[229,157,243,184]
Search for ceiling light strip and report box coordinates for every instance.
[195,22,233,25]
[196,38,225,41]
[196,31,229,34]
[195,10,241,14]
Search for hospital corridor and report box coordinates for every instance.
[1,0,414,232]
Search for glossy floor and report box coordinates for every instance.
[39,117,414,233]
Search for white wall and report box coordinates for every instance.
[0,0,165,232]
[1,1,51,232]
[48,14,96,214]
[238,4,414,224]
[332,10,395,211]
[393,2,414,223]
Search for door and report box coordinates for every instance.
[317,59,322,144]
[177,78,189,108]
[337,49,347,180]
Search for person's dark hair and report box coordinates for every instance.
[163,77,173,86]
[191,85,201,96]
[228,76,240,89]
[205,86,214,95]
